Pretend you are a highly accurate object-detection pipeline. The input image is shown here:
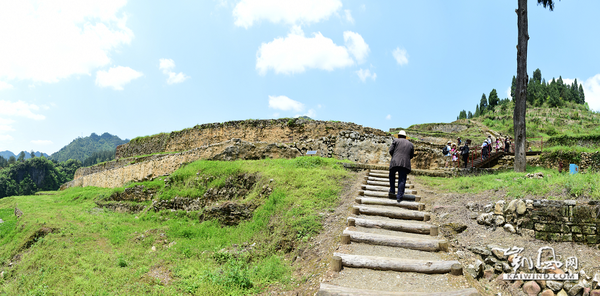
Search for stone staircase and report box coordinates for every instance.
[317,169,479,295]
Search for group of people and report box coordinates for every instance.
[443,137,471,168]
[481,135,513,160]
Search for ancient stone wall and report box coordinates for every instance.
[116,119,387,159]
[530,151,600,173]
[472,198,600,245]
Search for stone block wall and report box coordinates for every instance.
[530,151,600,173]
[473,199,600,245]
[115,119,387,159]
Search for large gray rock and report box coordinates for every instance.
[504,223,516,233]
[494,215,505,226]
[547,281,564,292]
[568,284,584,296]
[516,199,527,214]
[505,199,518,214]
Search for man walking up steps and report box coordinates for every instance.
[388,130,415,203]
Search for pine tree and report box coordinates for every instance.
[511,76,517,101]
[533,68,542,83]
[579,84,585,103]
[571,80,580,104]
[488,89,499,110]
[480,94,488,115]
[475,104,481,117]
[468,111,473,119]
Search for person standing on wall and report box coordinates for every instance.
[389,130,415,203]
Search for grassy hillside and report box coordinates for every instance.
[0,157,351,295]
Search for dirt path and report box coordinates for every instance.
[315,169,477,295]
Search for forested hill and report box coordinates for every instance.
[0,151,49,160]
[50,133,129,163]
[457,68,586,120]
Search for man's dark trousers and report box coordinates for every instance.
[389,166,409,201]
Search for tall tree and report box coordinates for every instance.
[511,76,517,101]
[579,84,585,104]
[468,111,473,119]
[30,150,36,158]
[17,151,26,162]
[514,0,556,172]
[488,89,499,110]
[533,68,542,83]
[480,93,488,114]
[8,156,16,165]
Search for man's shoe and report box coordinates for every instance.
[397,197,403,203]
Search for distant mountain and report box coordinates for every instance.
[0,150,49,160]
[50,133,129,163]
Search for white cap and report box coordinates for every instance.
[398,130,406,136]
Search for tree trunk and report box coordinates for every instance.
[514,0,528,172]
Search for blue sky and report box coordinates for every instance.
[1,0,600,154]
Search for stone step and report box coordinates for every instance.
[356,197,424,211]
[317,284,479,296]
[365,176,412,183]
[348,217,436,235]
[365,180,415,189]
[359,190,421,202]
[353,205,430,221]
[369,172,412,179]
[342,229,447,252]
[361,184,417,195]
[333,253,461,274]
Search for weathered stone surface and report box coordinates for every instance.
[494,215,505,226]
[516,200,527,214]
[557,289,568,296]
[483,203,493,213]
[512,279,524,289]
[547,281,565,292]
[483,267,495,280]
[491,248,507,260]
[441,222,467,234]
[591,289,600,296]
[504,223,516,233]
[494,200,506,214]
[470,246,491,257]
[568,284,584,296]
[506,199,518,214]
[523,281,541,296]
[540,289,555,296]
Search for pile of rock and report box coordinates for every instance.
[526,172,545,179]
[471,199,531,235]
[463,244,600,296]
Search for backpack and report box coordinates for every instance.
[442,146,449,155]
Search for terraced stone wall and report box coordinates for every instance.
[116,119,387,159]
[473,199,600,245]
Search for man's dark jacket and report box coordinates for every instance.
[389,138,415,172]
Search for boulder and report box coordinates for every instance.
[505,199,518,214]
[483,203,493,213]
[522,281,542,296]
[547,281,565,292]
[516,199,527,214]
[441,222,468,234]
[491,248,508,260]
[557,289,568,296]
[469,246,491,257]
[569,284,584,296]
[494,200,506,215]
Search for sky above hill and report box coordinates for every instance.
[1,0,600,154]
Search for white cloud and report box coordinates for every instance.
[272,112,279,118]
[386,114,391,120]
[233,0,342,28]
[304,109,316,118]
[0,81,13,90]
[256,26,369,75]
[582,74,600,112]
[393,47,409,66]
[0,118,15,132]
[0,135,14,141]
[0,0,133,83]
[344,31,369,63]
[344,9,354,24]
[159,59,190,85]
[95,66,143,90]
[356,68,376,82]
[268,95,304,111]
[31,140,53,146]
[0,100,45,120]
[256,26,356,75]
[506,87,512,100]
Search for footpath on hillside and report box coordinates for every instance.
[316,169,478,295]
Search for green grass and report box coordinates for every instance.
[420,166,600,199]
[0,157,351,295]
